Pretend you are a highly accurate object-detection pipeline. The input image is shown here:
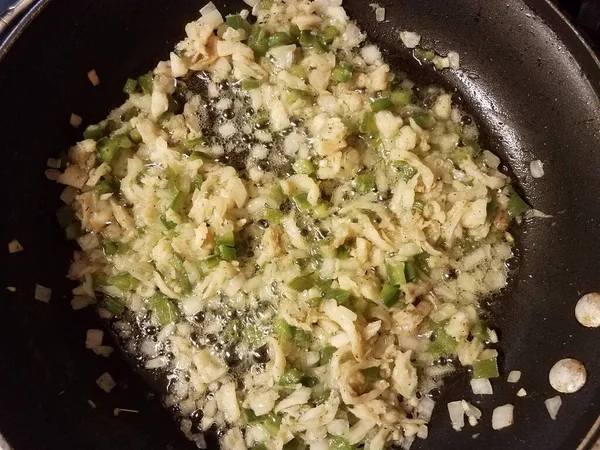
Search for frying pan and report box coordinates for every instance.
[1,0,599,449]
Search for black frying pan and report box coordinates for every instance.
[1,0,599,449]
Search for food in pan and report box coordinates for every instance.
[50,0,531,448]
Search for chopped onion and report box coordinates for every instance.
[34,284,52,303]
[516,388,527,397]
[462,401,482,420]
[47,158,62,169]
[146,356,169,369]
[416,396,435,422]
[575,292,600,328]
[470,378,493,395]
[400,435,415,450]
[507,371,522,383]
[447,401,465,431]
[85,329,104,349]
[448,51,460,69]
[71,295,92,310]
[400,31,421,49]
[482,150,501,169]
[87,69,100,86]
[492,404,514,430]
[8,239,24,253]
[200,2,217,15]
[218,122,237,138]
[524,208,552,219]
[530,159,545,178]
[360,45,381,65]
[96,372,116,393]
[545,396,562,420]
[487,328,499,344]
[93,346,114,357]
[6,287,16,293]
[416,425,428,439]
[70,113,82,128]
[243,0,258,6]
[375,7,385,22]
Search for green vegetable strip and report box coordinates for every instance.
[387,263,407,286]
[268,32,294,48]
[354,173,375,193]
[472,357,499,379]
[103,296,126,315]
[380,283,400,307]
[331,64,353,83]
[292,159,316,175]
[507,188,530,218]
[148,293,180,327]
[362,366,381,381]
[404,260,418,282]
[107,272,137,291]
[279,368,302,385]
[274,318,293,340]
[123,78,138,94]
[137,72,154,95]
[371,97,393,112]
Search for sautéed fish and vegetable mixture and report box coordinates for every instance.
[53,0,530,448]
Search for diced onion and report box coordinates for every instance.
[8,239,24,253]
[85,329,104,349]
[482,150,501,169]
[96,372,116,393]
[416,396,435,422]
[492,404,514,430]
[87,69,100,86]
[200,2,217,15]
[470,378,493,395]
[219,122,237,138]
[545,396,562,420]
[530,159,545,178]
[375,7,385,22]
[400,31,421,49]
[448,51,460,69]
[447,401,465,431]
[507,371,522,383]
[243,0,258,6]
[70,113,83,128]
[34,284,52,303]
[516,388,527,397]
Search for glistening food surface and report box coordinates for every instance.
[49,0,531,448]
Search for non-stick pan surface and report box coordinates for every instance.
[1,0,599,449]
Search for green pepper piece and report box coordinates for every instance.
[325,288,351,305]
[268,32,294,48]
[242,78,261,90]
[293,328,311,348]
[292,159,316,175]
[393,161,418,180]
[288,275,315,292]
[320,345,336,365]
[336,245,351,260]
[279,368,302,385]
[137,72,154,95]
[226,14,251,32]
[472,357,500,379]
[429,329,458,358]
[507,188,530,218]
[331,64,353,83]
[199,255,220,274]
[83,125,103,141]
[390,89,412,106]
[359,112,378,136]
[380,283,400,307]
[260,413,281,435]
[413,113,436,130]
[160,215,177,230]
[471,321,489,340]
[362,366,381,381]
[321,25,340,44]
[415,252,431,275]
[329,436,356,450]
[313,200,330,219]
[129,128,142,143]
[123,78,138,95]
[148,293,180,327]
[264,207,284,224]
[415,48,436,61]
[248,25,270,57]
[371,97,393,112]
[103,240,119,255]
[387,262,407,286]
[405,260,418,282]
[293,193,312,212]
[351,297,370,315]
[289,24,301,40]
[94,180,114,195]
[217,245,237,261]
[102,296,126,315]
[354,173,375,193]
[244,408,259,423]
[287,65,308,79]
[216,231,235,247]
[97,138,120,162]
[274,318,294,340]
[107,272,138,291]
[168,192,184,214]
[283,438,302,450]
[223,318,242,343]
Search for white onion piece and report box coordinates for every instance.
[516,388,527,397]
[416,397,435,422]
[549,358,587,393]
[492,404,514,430]
[8,239,24,253]
[507,371,522,383]
[243,0,258,6]
[524,209,552,219]
[575,293,600,328]
[200,2,217,15]
[70,113,82,128]
[400,31,421,49]
[545,396,562,420]
[448,51,460,69]
[86,329,104,349]
[375,7,385,22]
[96,372,116,393]
[219,122,237,138]
[447,401,465,431]
[34,284,52,303]
[482,150,501,169]
[470,378,493,395]
[530,160,545,178]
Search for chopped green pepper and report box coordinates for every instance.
[274,319,294,340]
[472,357,499,379]
[226,14,251,32]
[362,366,381,381]
[148,293,180,327]
[298,30,325,53]
[216,231,236,247]
[107,272,137,291]
[102,296,126,315]
[123,78,138,95]
[260,413,281,435]
[244,408,259,423]
[413,113,436,130]
[217,245,237,261]
[350,296,370,315]
[264,207,284,224]
[137,72,154,95]
[320,345,336,365]
[380,283,400,307]
[242,78,261,90]
[331,64,353,83]
[415,252,431,275]
[95,180,115,195]
[336,245,351,260]
[429,329,458,358]
[223,319,242,343]
[321,25,340,44]
[293,328,311,348]
[160,215,177,230]
[324,288,350,305]
[83,125,103,141]
[405,260,418,282]
[390,89,412,106]
[507,188,530,218]
[279,368,302,385]
[289,274,315,292]
[170,191,185,214]
[268,32,294,48]
[470,321,489,340]
[359,112,378,136]
[283,438,302,450]
[103,240,119,255]
[387,262,407,286]
[199,255,220,274]
[248,25,270,57]
[329,436,356,450]
[292,159,316,175]
[287,65,308,79]
[97,138,120,162]
[415,48,436,61]
[371,97,393,112]
[393,161,418,180]
[293,193,312,212]
[354,172,375,193]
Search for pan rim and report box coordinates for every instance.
[0,0,599,449]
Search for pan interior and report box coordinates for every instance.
[0,0,599,449]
